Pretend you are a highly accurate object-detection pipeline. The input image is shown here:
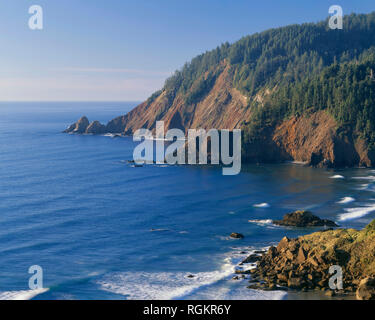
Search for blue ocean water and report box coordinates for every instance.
[1,102,375,300]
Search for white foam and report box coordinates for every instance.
[0,288,48,300]
[337,197,355,204]
[98,267,236,300]
[356,183,370,191]
[338,205,375,221]
[97,248,285,300]
[253,203,270,208]
[353,176,375,180]
[248,219,273,225]
[330,175,345,179]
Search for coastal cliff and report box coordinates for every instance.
[64,13,375,168]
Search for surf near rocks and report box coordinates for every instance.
[244,219,375,299]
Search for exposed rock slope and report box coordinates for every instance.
[64,13,375,168]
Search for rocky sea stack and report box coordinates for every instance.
[64,116,90,134]
[230,232,244,239]
[246,220,375,299]
[64,117,108,135]
[273,210,338,228]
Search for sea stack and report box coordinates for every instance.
[273,210,338,228]
[63,117,107,135]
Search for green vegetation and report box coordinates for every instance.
[246,51,375,148]
[155,12,375,148]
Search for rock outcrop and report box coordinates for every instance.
[230,232,244,239]
[271,111,365,168]
[86,121,107,134]
[246,220,375,299]
[63,117,106,135]
[356,277,375,300]
[273,210,338,228]
[241,111,375,167]
[64,116,90,134]
[63,96,375,168]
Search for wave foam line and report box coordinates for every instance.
[97,248,285,300]
[337,197,355,204]
[353,176,375,180]
[338,205,375,221]
[248,219,273,225]
[253,203,270,208]
[98,266,235,300]
[330,175,345,179]
[0,288,48,300]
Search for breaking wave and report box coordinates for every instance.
[253,203,270,208]
[97,249,285,300]
[338,204,375,221]
[337,197,355,204]
[0,288,48,300]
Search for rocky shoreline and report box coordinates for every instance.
[63,114,375,169]
[239,215,375,300]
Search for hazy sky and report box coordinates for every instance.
[0,0,374,101]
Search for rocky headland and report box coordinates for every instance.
[63,12,375,168]
[242,219,375,300]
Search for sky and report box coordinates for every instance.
[0,0,374,102]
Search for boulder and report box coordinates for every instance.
[230,232,244,239]
[277,236,290,252]
[296,247,307,264]
[356,277,375,300]
[241,254,261,264]
[249,220,375,295]
[267,246,278,258]
[288,277,304,289]
[273,210,338,227]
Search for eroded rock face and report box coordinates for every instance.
[273,210,338,228]
[62,64,251,137]
[356,277,375,300]
[272,111,362,168]
[243,111,375,168]
[62,81,375,168]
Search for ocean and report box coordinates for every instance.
[0,102,375,300]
